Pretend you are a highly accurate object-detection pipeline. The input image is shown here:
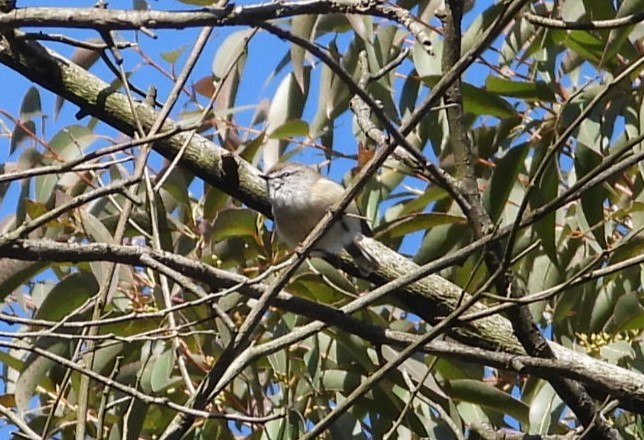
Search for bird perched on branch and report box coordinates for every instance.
[261,162,378,275]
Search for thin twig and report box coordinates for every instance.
[525,11,644,29]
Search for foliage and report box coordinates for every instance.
[0,0,643,439]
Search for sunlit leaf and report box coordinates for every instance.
[600,341,635,364]
[486,77,556,102]
[210,208,259,242]
[263,70,309,168]
[291,15,316,92]
[212,29,253,80]
[161,45,187,64]
[528,382,560,434]
[421,77,517,118]
[268,119,309,140]
[376,212,466,239]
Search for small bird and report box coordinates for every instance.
[261,162,378,275]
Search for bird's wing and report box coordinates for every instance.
[315,179,373,238]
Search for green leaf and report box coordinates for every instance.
[0,350,23,373]
[377,212,465,239]
[603,0,643,64]
[303,336,320,378]
[10,120,36,155]
[421,77,516,118]
[80,210,116,245]
[412,38,442,77]
[528,382,559,434]
[35,125,97,203]
[315,13,354,34]
[212,29,253,80]
[161,45,187,64]
[415,223,471,265]
[319,369,364,392]
[600,341,635,364]
[210,208,259,242]
[485,77,556,102]
[0,163,12,205]
[462,2,506,53]
[619,313,644,332]
[79,210,123,284]
[449,379,530,424]
[611,291,644,331]
[399,69,420,118]
[564,31,611,67]
[24,199,50,222]
[460,83,517,118]
[581,0,614,20]
[484,143,529,223]
[158,167,192,212]
[267,350,288,376]
[530,152,559,266]
[15,338,68,413]
[35,272,98,321]
[309,38,355,141]
[19,86,43,120]
[83,342,124,374]
[289,273,349,304]
[122,400,149,440]
[346,14,372,43]
[263,70,309,167]
[203,185,230,220]
[291,15,317,92]
[239,131,266,163]
[151,349,176,392]
[393,186,450,217]
[574,143,607,249]
[0,259,48,303]
[268,119,310,139]
[151,190,175,253]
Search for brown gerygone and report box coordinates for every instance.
[261,162,378,275]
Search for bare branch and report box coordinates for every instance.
[525,11,644,29]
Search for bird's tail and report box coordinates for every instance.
[346,239,378,276]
